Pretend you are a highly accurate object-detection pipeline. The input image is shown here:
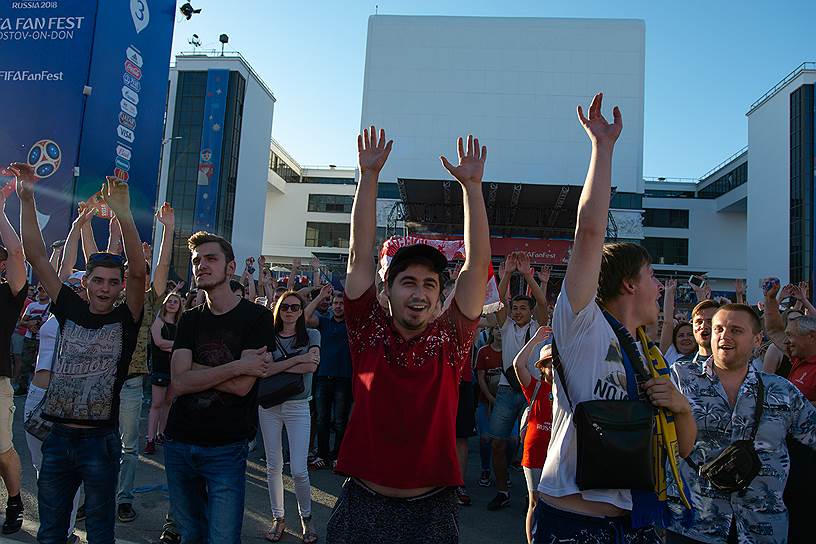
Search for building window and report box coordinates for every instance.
[305,222,350,248]
[641,237,688,265]
[270,151,300,183]
[301,176,355,185]
[308,194,354,214]
[610,192,643,210]
[698,162,748,199]
[644,209,689,228]
[644,189,695,198]
[790,85,814,284]
[215,71,246,240]
[378,182,401,199]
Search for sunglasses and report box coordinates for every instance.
[88,252,125,265]
[279,303,302,313]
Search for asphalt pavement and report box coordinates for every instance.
[0,394,527,543]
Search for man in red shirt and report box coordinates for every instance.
[326,127,490,543]
[785,315,816,402]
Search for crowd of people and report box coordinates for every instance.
[0,91,813,544]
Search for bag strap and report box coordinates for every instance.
[274,335,291,358]
[529,378,543,405]
[551,337,574,411]
[750,374,764,442]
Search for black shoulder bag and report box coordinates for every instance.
[256,336,305,409]
[688,376,764,493]
[501,326,531,392]
[552,336,656,491]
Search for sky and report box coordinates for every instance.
[169,0,816,179]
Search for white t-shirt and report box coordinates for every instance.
[23,301,50,339]
[34,315,59,373]
[499,318,539,386]
[538,287,634,510]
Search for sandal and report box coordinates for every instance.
[301,515,319,544]
[264,517,286,543]
[309,457,327,470]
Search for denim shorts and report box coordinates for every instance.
[487,385,527,440]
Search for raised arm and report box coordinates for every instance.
[513,326,551,388]
[735,279,746,305]
[48,244,62,273]
[564,93,622,313]
[106,215,122,255]
[305,283,332,328]
[494,253,516,327]
[102,178,145,321]
[287,258,300,292]
[517,253,549,324]
[58,204,94,281]
[660,279,677,353]
[347,127,393,299]
[152,203,175,298]
[11,163,61,298]
[762,342,784,374]
[442,135,490,319]
[80,214,98,263]
[0,185,26,294]
[763,280,785,350]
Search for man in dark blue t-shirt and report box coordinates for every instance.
[305,284,352,467]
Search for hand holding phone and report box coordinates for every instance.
[761,277,780,296]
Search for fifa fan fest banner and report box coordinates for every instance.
[0,1,98,246]
[0,0,175,246]
[379,235,503,314]
[192,69,229,232]
[74,0,176,243]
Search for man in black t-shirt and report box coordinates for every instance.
[164,231,273,544]
[13,164,146,544]
[0,186,28,535]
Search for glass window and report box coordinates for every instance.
[641,237,688,265]
[301,176,355,185]
[305,222,351,248]
[378,183,400,199]
[610,192,643,210]
[308,194,354,213]
[643,209,689,228]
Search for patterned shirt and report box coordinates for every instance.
[667,356,816,543]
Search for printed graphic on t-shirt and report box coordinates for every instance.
[45,319,123,421]
[186,333,242,410]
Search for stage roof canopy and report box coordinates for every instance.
[397,179,583,238]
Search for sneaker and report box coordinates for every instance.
[67,533,79,544]
[486,491,510,511]
[159,528,181,544]
[143,440,156,455]
[155,433,165,445]
[76,504,86,522]
[117,503,137,523]
[2,500,23,534]
[478,470,492,487]
[248,438,257,452]
[455,486,471,506]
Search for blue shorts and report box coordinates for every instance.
[533,500,661,544]
[487,385,527,440]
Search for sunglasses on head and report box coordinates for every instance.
[279,303,302,313]
[88,252,125,265]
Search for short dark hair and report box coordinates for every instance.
[187,231,235,263]
[229,279,245,296]
[672,321,692,348]
[714,303,762,334]
[597,243,652,306]
[511,294,535,309]
[385,256,443,292]
[692,299,721,319]
[86,252,126,280]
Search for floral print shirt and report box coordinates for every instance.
[667,356,816,543]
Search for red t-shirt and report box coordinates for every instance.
[789,356,816,402]
[475,345,502,403]
[15,298,33,336]
[336,285,478,488]
[521,376,553,469]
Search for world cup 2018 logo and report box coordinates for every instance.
[27,139,62,178]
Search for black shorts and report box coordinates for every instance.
[151,372,170,387]
[456,382,476,438]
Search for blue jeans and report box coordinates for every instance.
[117,375,143,504]
[532,500,662,544]
[487,385,527,440]
[164,439,249,544]
[38,426,121,544]
[315,376,352,460]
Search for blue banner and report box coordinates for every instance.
[0,1,97,246]
[75,0,176,243]
[192,69,229,232]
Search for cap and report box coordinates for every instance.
[386,244,448,281]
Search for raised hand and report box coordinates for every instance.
[102,177,132,218]
[537,265,551,286]
[516,252,532,277]
[665,279,677,296]
[319,282,333,301]
[142,242,153,263]
[440,134,486,188]
[503,253,518,275]
[291,257,301,271]
[735,278,745,296]
[9,162,37,202]
[533,325,552,341]
[73,202,94,227]
[577,93,622,149]
[311,256,321,269]
[358,126,393,175]
[156,202,175,227]
[780,283,796,300]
